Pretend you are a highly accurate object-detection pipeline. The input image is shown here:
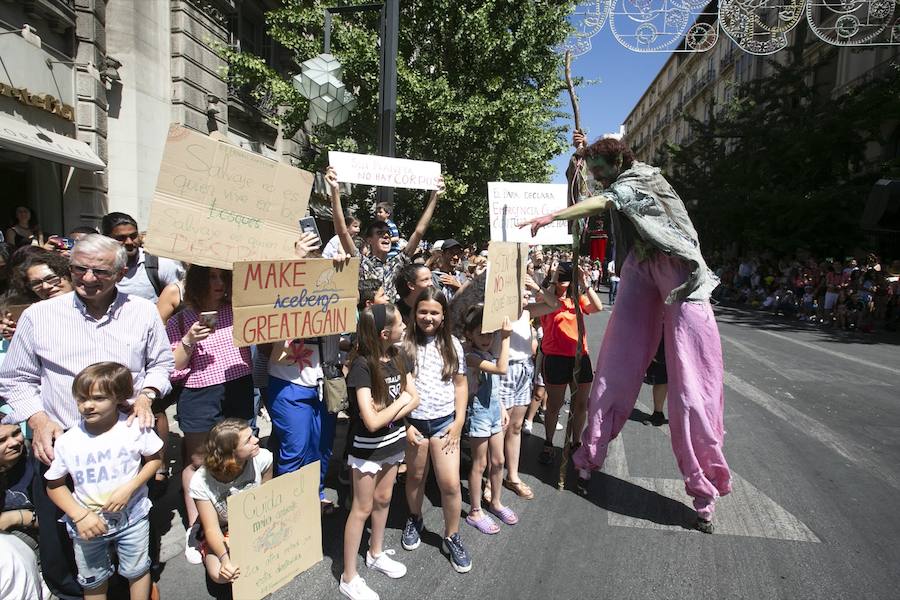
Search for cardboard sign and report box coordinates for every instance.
[488,181,573,245]
[329,151,441,190]
[482,241,528,333]
[231,258,360,347]
[227,462,323,600]
[143,124,314,269]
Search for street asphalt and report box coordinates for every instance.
[151,296,900,600]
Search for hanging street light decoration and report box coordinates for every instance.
[292,52,356,127]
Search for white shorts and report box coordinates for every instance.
[347,451,405,475]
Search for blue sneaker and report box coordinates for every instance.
[442,532,472,573]
[401,515,423,550]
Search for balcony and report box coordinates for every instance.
[227,81,280,120]
[720,51,736,71]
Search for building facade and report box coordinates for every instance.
[1,0,310,235]
[622,15,900,165]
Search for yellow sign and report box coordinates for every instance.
[231,258,360,347]
[482,241,527,333]
[144,124,313,269]
[226,463,323,600]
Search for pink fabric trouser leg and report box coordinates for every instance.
[572,251,732,519]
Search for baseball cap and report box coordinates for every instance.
[442,239,462,251]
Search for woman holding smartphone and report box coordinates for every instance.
[165,265,254,564]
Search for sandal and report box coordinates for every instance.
[466,510,500,535]
[488,505,519,526]
[502,479,534,500]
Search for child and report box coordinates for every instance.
[400,288,471,573]
[463,308,516,534]
[45,362,163,600]
[189,418,273,588]
[341,304,418,600]
[374,202,400,258]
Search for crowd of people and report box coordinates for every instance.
[711,252,900,332]
[0,190,613,600]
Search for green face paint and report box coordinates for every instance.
[586,153,622,182]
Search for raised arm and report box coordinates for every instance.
[404,177,445,256]
[325,167,358,257]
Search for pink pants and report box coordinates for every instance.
[572,251,732,518]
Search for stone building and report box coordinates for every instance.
[0,0,309,235]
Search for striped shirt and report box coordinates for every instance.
[346,355,409,461]
[165,305,251,388]
[0,291,174,429]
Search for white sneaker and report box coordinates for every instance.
[522,420,533,435]
[184,528,202,565]
[340,575,379,600]
[365,549,407,579]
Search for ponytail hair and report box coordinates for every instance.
[349,304,405,411]
[203,419,250,482]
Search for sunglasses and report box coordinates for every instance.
[28,274,62,290]
[70,264,117,279]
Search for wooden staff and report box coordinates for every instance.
[558,50,588,490]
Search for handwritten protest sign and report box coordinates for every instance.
[227,462,322,600]
[488,182,572,246]
[231,257,359,347]
[143,124,314,269]
[482,241,528,333]
[329,151,441,190]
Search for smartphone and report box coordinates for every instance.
[61,237,75,250]
[199,311,218,330]
[299,216,320,241]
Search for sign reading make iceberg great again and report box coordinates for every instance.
[232,258,360,347]
[144,125,314,269]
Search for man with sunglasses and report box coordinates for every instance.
[0,234,174,599]
[101,212,183,302]
[325,166,446,302]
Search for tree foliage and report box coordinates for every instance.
[218,0,575,242]
[663,41,900,256]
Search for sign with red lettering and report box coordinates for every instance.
[329,151,441,190]
[482,241,527,333]
[488,181,572,245]
[231,257,359,347]
[144,124,314,269]
[227,462,322,600]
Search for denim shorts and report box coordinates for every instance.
[406,412,456,439]
[466,392,502,438]
[177,375,254,433]
[72,516,150,589]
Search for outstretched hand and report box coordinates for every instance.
[516,213,554,238]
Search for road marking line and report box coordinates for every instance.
[757,330,900,377]
[606,434,820,542]
[724,372,900,493]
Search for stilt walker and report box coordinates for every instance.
[520,85,733,532]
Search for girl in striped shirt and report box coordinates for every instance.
[340,304,418,600]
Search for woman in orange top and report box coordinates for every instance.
[538,260,603,465]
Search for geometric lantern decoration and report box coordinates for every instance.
[293,53,343,100]
[294,52,356,128]
[309,87,357,127]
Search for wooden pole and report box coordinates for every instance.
[558,50,587,491]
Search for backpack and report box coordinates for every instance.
[144,253,164,298]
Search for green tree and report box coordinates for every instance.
[219,0,574,242]
[665,42,900,256]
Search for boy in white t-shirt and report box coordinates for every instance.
[45,362,163,599]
